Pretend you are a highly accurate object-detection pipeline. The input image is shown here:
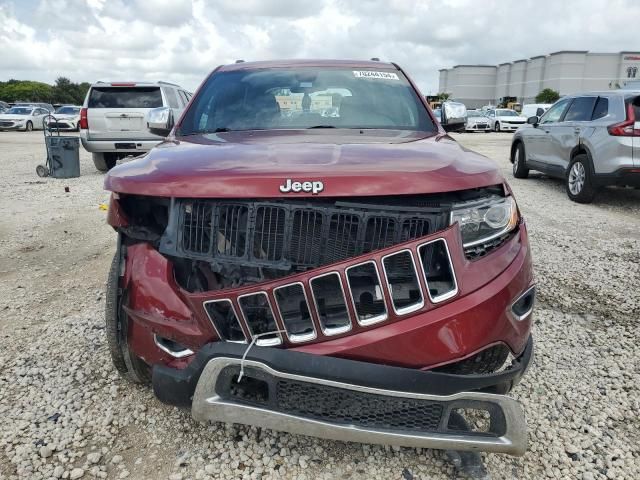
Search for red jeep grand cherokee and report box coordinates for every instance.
[104,60,534,456]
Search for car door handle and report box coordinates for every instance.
[574,127,581,134]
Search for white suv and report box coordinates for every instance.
[80,81,192,171]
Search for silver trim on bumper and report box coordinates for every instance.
[192,357,528,456]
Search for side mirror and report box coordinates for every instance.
[147,107,174,137]
[527,115,539,126]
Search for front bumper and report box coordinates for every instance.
[0,121,26,130]
[153,336,533,455]
[500,123,524,131]
[465,123,491,131]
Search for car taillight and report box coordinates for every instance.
[79,108,88,129]
[607,102,640,137]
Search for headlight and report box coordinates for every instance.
[450,196,519,247]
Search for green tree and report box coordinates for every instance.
[535,88,560,104]
[0,80,53,102]
[52,77,78,104]
[437,92,451,101]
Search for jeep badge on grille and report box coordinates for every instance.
[279,179,324,195]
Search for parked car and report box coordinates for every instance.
[520,104,552,119]
[0,100,9,112]
[0,106,50,131]
[14,102,55,113]
[103,59,534,456]
[464,109,491,132]
[511,90,640,202]
[46,105,82,131]
[80,81,192,171]
[485,108,526,132]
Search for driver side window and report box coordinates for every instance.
[541,98,571,124]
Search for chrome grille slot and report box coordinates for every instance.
[345,262,387,325]
[216,204,249,257]
[182,201,213,254]
[310,273,351,335]
[274,283,316,342]
[238,292,282,346]
[204,299,246,342]
[418,239,458,303]
[290,210,324,266]
[382,250,424,315]
[253,206,286,261]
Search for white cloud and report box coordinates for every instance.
[1,0,639,93]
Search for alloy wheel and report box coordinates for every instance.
[568,162,586,195]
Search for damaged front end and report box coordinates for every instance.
[106,187,534,455]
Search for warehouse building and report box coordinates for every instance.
[438,51,640,108]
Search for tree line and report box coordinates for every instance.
[0,77,90,105]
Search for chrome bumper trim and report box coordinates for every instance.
[192,357,528,456]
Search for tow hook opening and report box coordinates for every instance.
[511,286,535,321]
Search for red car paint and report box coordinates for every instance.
[104,131,503,199]
[105,59,533,373]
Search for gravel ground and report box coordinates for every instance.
[0,130,638,480]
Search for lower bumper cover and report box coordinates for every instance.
[153,336,533,455]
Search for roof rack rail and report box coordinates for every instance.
[235,59,245,63]
[371,57,380,61]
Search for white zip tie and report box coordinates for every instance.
[237,330,286,383]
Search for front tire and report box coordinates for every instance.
[106,249,151,384]
[566,154,597,203]
[93,152,117,172]
[494,122,500,132]
[512,142,529,179]
[25,121,33,132]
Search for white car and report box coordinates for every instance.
[520,103,552,119]
[0,106,49,131]
[81,81,191,171]
[464,110,491,132]
[47,105,82,131]
[485,108,526,132]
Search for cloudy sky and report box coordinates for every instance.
[1,0,638,94]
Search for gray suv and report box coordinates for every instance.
[510,90,639,203]
[80,81,191,172]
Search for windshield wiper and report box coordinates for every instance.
[181,127,233,136]
[307,125,336,129]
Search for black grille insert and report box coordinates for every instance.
[276,379,443,432]
[175,199,446,272]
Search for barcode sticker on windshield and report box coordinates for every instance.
[353,71,399,80]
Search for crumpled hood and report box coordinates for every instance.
[104,130,504,198]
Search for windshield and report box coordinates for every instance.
[496,109,518,117]
[179,67,436,134]
[6,107,33,115]
[57,106,80,114]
